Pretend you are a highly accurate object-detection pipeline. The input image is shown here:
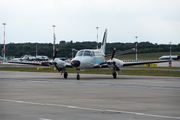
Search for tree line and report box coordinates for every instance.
[0,41,179,58]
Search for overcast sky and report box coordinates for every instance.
[0,0,180,45]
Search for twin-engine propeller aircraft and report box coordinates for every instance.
[9,29,171,80]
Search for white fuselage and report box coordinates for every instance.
[71,49,105,69]
[71,49,124,69]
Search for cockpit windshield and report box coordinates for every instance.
[76,50,84,56]
[84,51,92,56]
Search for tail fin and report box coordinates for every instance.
[101,29,107,53]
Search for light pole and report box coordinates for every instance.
[72,48,73,59]
[96,27,99,49]
[135,36,138,61]
[169,42,172,67]
[170,42,171,59]
[52,25,56,57]
[36,42,37,57]
[2,23,6,63]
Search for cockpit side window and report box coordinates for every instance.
[76,50,84,56]
[84,51,92,56]
[92,51,95,56]
[94,51,104,56]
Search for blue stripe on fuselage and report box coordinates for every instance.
[91,57,103,64]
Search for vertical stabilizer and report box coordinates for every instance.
[101,29,107,53]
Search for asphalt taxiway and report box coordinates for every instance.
[0,71,180,120]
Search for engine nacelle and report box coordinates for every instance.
[113,58,124,67]
[107,58,123,68]
[48,60,66,68]
[56,60,66,68]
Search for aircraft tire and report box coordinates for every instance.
[113,72,117,79]
[64,72,68,78]
[77,74,80,80]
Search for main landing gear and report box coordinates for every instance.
[64,72,68,78]
[112,68,119,79]
[112,72,117,79]
[58,68,68,79]
[56,67,68,79]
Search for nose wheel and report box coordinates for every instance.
[76,69,80,80]
[77,74,80,80]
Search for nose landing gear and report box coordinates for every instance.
[77,74,80,80]
[76,69,80,80]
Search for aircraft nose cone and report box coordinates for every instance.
[71,60,81,68]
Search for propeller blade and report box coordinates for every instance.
[111,48,116,60]
[101,48,119,71]
[112,61,120,71]
[111,48,120,71]
[53,49,58,60]
[54,62,62,72]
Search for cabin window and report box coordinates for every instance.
[92,51,95,56]
[94,51,103,56]
[84,51,92,56]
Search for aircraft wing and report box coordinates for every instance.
[65,63,73,68]
[9,61,49,66]
[105,48,135,57]
[9,61,73,68]
[122,60,171,66]
[93,60,171,68]
[93,64,108,68]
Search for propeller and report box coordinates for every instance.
[53,49,62,72]
[46,49,62,72]
[53,49,58,60]
[40,49,63,73]
[54,62,62,73]
[98,48,120,71]
[111,48,116,60]
[112,61,120,71]
[100,48,116,65]
[110,48,120,71]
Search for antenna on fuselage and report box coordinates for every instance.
[96,27,99,49]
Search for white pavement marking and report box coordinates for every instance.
[1,98,180,119]
[39,118,51,120]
